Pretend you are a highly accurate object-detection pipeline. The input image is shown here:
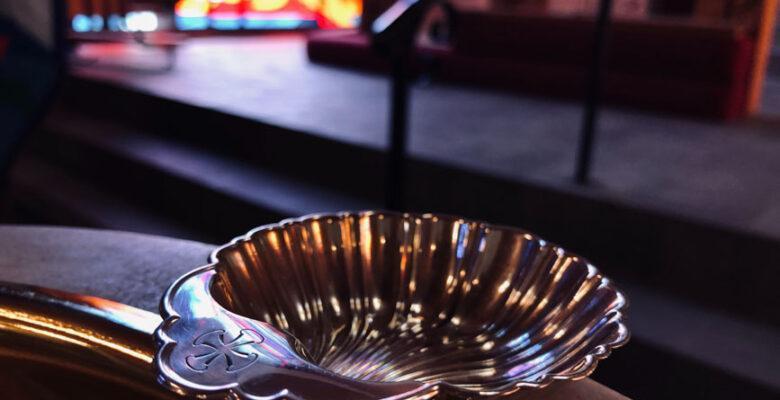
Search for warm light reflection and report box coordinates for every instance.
[0,307,153,363]
[251,0,289,11]
[497,280,510,294]
[176,0,210,17]
[330,295,342,316]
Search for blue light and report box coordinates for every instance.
[107,14,125,31]
[72,14,92,32]
[90,14,104,31]
[175,16,209,30]
[243,18,310,30]
[210,17,241,30]
[175,15,320,31]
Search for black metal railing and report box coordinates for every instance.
[372,0,442,211]
[575,0,613,184]
[372,0,613,209]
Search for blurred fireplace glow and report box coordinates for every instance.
[174,0,361,30]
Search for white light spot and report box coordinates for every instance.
[126,11,159,32]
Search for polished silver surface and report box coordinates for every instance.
[156,211,629,399]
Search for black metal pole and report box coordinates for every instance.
[386,56,409,211]
[575,0,613,184]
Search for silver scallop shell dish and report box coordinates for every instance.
[155,211,629,399]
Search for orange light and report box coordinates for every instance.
[175,0,210,17]
[320,0,361,28]
[250,0,290,12]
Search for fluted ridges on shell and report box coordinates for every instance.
[209,211,628,395]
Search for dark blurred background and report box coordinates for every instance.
[1,1,779,398]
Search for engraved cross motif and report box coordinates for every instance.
[185,329,264,373]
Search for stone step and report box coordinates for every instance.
[52,75,780,328]
[29,109,376,240]
[8,156,209,242]
[599,282,780,398]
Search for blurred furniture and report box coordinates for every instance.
[68,31,184,70]
[0,225,631,400]
[308,3,760,119]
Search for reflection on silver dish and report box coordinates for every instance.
[155,211,629,399]
[0,282,176,399]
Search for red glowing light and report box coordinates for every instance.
[174,0,361,29]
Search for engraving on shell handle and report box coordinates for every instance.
[154,265,437,400]
[184,329,264,373]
